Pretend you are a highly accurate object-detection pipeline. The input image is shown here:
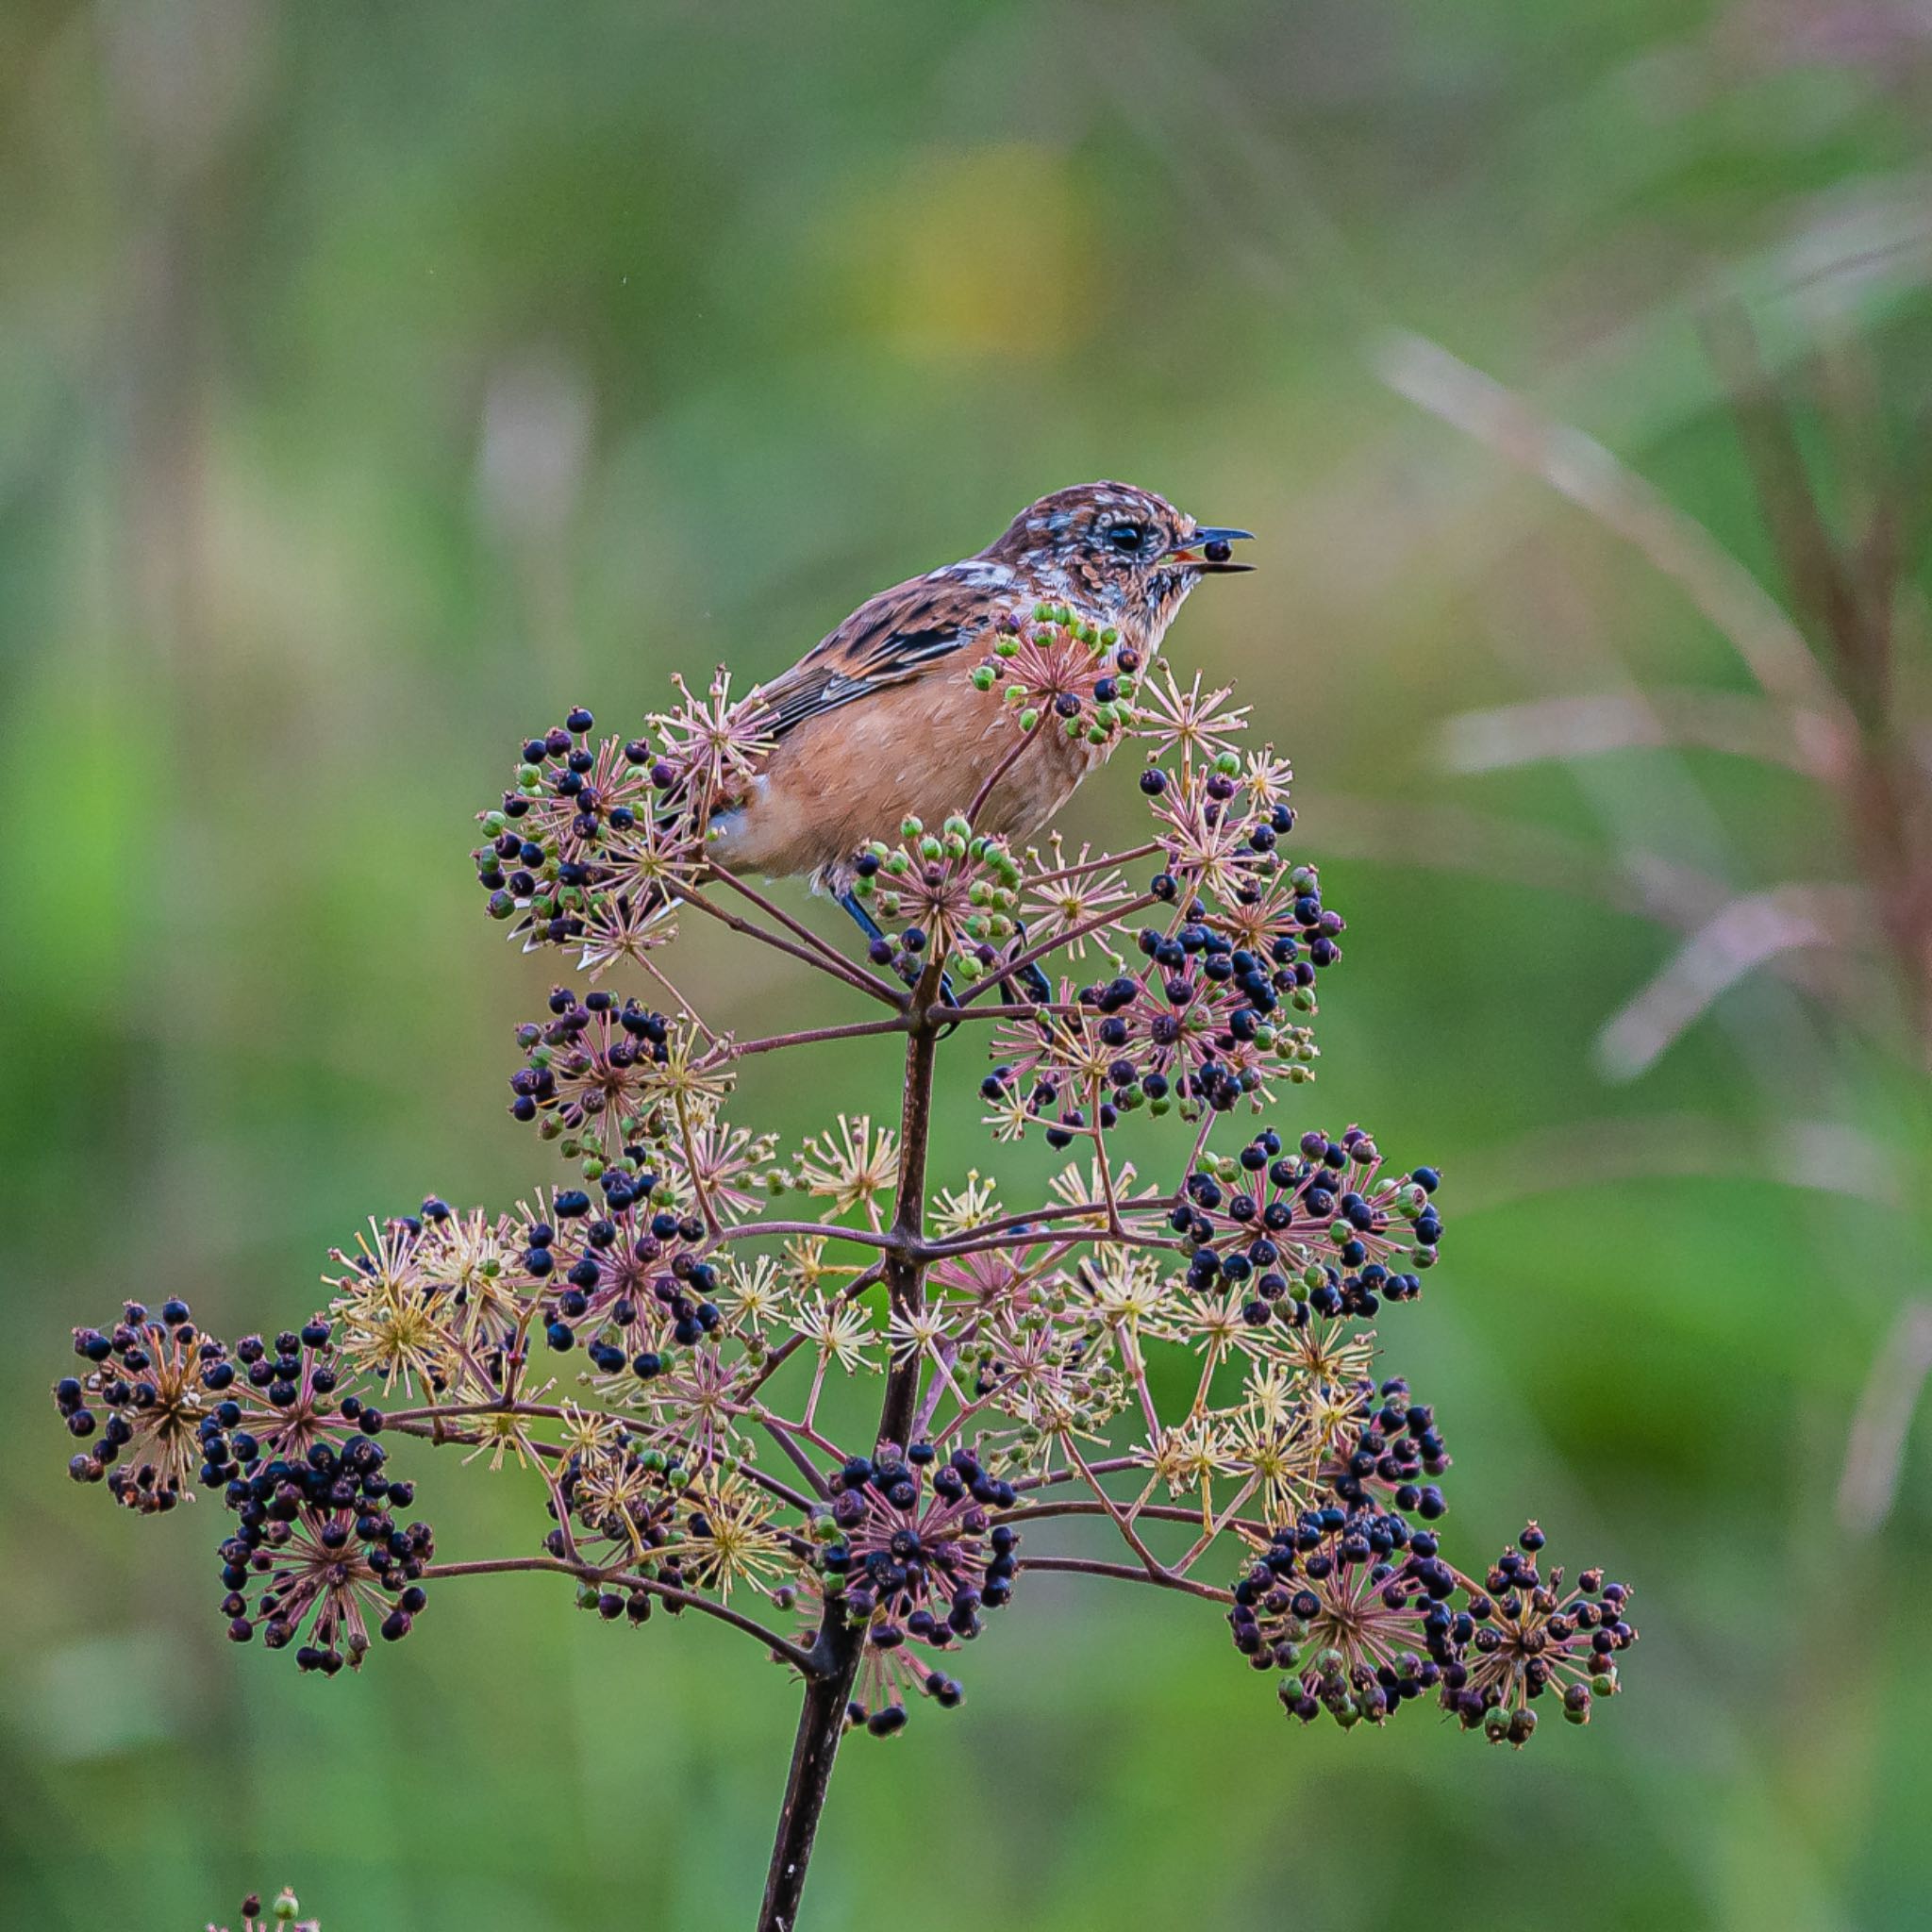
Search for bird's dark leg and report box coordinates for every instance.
[836,889,890,955]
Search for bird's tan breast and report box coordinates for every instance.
[710,674,1105,887]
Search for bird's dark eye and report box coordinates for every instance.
[1105,522,1147,556]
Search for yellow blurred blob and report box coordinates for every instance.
[843,143,1090,360]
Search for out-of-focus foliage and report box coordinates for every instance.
[4,3,1929,1928]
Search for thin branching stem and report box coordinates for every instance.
[726,1017,912,1058]
[678,885,896,1005]
[1027,839,1162,884]
[419,1556,822,1672]
[706,1220,902,1253]
[708,860,908,1005]
[760,1417,834,1499]
[995,1495,1265,1540]
[759,950,945,1928]
[965,718,1046,826]
[1017,1555,1233,1605]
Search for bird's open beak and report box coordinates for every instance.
[1163,526,1255,574]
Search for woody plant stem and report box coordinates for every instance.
[758,950,945,1932]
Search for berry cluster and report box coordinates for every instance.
[970,602,1141,753]
[470,680,770,974]
[797,1442,1017,1731]
[1170,1126,1439,1315]
[60,1300,221,1512]
[60,1300,434,1670]
[982,744,1338,1141]
[848,817,1025,990]
[215,1424,432,1673]
[1228,1508,1631,1742]
[509,987,674,1163]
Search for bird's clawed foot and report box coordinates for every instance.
[996,923,1054,1009]
[934,974,963,1038]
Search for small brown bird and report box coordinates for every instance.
[711,481,1252,956]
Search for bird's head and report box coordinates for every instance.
[980,481,1252,644]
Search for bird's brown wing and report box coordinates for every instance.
[752,573,988,741]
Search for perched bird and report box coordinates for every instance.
[710,481,1252,956]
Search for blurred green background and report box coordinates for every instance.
[6,2,1932,1926]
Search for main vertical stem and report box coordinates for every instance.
[877,982,941,1452]
[757,1610,863,1932]
[758,969,942,1931]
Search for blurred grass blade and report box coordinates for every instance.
[1437,692,1844,779]
[1594,882,1868,1080]
[1374,330,1847,723]
[1839,1300,1932,1533]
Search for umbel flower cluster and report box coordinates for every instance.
[58,608,1636,1923]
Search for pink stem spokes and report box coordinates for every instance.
[635,954,721,1045]
[675,1092,723,1237]
[995,1495,1266,1539]
[909,1332,964,1443]
[1026,840,1161,885]
[760,1417,834,1500]
[762,1407,847,1468]
[1004,1454,1144,1494]
[1068,1437,1169,1580]
[922,1193,1172,1255]
[919,999,1085,1025]
[725,1017,910,1058]
[1174,1475,1261,1572]
[931,1224,1184,1261]
[1123,1332,1164,1444]
[702,1220,901,1254]
[1089,1078,1128,1240]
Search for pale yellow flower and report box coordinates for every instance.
[676,1472,791,1601]
[327,1218,455,1398]
[793,1292,877,1374]
[796,1113,899,1227]
[932,1169,1002,1240]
